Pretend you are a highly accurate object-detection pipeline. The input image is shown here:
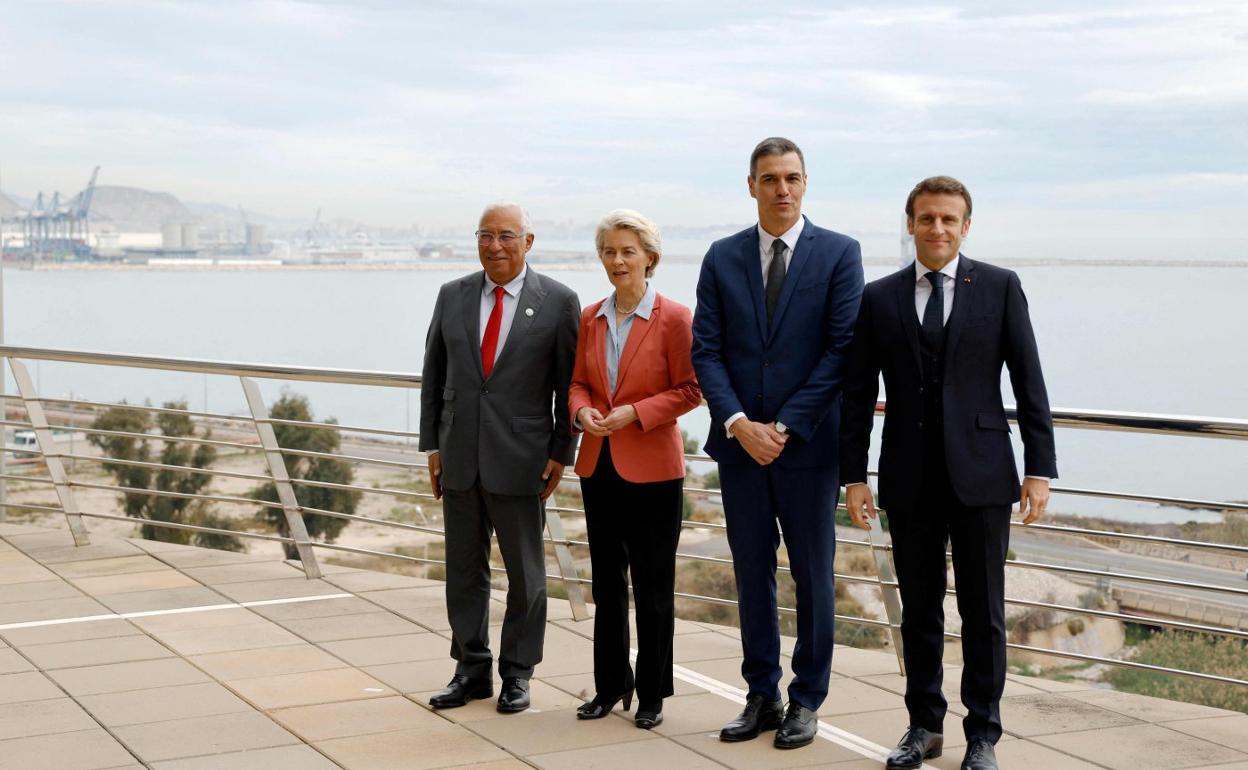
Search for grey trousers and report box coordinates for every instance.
[442,481,547,680]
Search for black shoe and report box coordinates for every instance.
[576,688,634,719]
[496,677,530,713]
[961,738,998,770]
[719,694,785,742]
[635,700,663,729]
[429,675,492,709]
[773,703,818,749]
[886,726,944,769]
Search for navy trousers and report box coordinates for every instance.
[719,462,838,711]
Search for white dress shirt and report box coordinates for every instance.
[724,220,805,438]
[480,264,527,355]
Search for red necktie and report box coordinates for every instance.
[480,285,506,378]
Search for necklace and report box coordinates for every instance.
[615,297,641,315]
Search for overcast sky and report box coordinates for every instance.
[1,1,1245,258]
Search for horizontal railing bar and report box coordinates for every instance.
[288,477,426,500]
[997,594,1248,640]
[75,510,295,543]
[994,638,1248,688]
[278,446,425,471]
[266,416,419,439]
[1046,485,1248,512]
[297,506,446,536]
[1007,557,1248,597]
[0,473,55,485]
[42,423,260,452]
[1019,521,1248,555]
[0,418,34,429]
[53,453,272,483]
[0,501,63,513]
[67,480,279,510]
[15,395,254,424]
[0,346,423,388]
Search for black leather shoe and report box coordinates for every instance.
[961,738,998,770]
[773,703,818,749]
[496,677,530,713]
[719,694,785,741]
[886,727,944,769]
[429,675,492,709]
[576,689,634,719]
[635,700,663,729]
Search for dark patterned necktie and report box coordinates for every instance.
[922,271,945,347]
[765,239,787,324]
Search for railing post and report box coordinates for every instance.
[6,357,90,545]
[545,497,590,621]
[868,508,906,675]
[239,377,322,578]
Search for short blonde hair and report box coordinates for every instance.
[595,209,662,277]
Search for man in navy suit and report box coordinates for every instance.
[692,137,864,750]
[840,176,1057,770]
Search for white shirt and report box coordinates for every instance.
[724,218,807,437]
[914,255,958,325]
[480,264,527,355]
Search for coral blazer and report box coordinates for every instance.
[569,292,702,483]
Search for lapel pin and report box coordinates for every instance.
[963,276,972,284]
[525,307,534,317]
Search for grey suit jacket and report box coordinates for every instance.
[420,267,580,496]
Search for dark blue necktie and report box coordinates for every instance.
[765,239,787,324]
[922,271,945,348]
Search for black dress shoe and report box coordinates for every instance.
[773,703,818,749]
[496,677,530,713]
[719,694,785,742]
[635,700,663,729]
[961,738,998,770]
[429,675,492,709]
[576,689,634,719]
[886,727,944,769]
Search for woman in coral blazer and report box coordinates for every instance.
[569,209,701,730]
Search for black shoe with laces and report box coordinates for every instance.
[886,726,944,769]
[961,738,998,770]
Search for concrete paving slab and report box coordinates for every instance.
[1,618,138,647]
[129,606,259,634]
[226,667,393,710]
[0,562,57,585]
[0,578,85,603]
[189,644,345,681]
[135,546,277,568]
[0,648,34,674]
[68,570,202,596]
[421,678,583,721]
[1065,687,1235,723]
[92,586,228,613]
[180,562,306,584]
[151,621,305,656]
[249,595,377,621]
[671,727,863,769]
[77,681,254,727]
[26,541,145,563]
[672,631,754,663]
[315,723,509,770]
[825,706,971,751]
[528,735,726,770]
[269,694,441,741]
[322,570,440,592]
[540,670,705,700]
[0,697,98,740]
[363,658,464,694]
[0,727,140,769]
[148,745,341,770]
[998,692,1143,737]
[1033,723,1247,769]
[637,691,751,737]
[49,555,173,579]
[0,671,65,704]
[278,611,427,643]
[0,595,109,625]
[465,708,651,756]
[210,578,341,603]
[112,710,300,763]
[1165,715,1248,754]
[48,657,211,696]
[818,677,907,716]
[319,632,446,666]
[21,634,175,670]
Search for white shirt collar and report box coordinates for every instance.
[484,264,527,297]
[757,217,805,256]
[914,255,959,285]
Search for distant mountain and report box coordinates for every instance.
[87,186,194,231]
[184,200,284,225]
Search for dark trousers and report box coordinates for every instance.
[719,462,838,711]
[887,454,1011,743]
[443,480,547,680]
[580,440,684,705]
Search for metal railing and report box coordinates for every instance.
[2,343,1246,692]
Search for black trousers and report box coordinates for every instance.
[887,449,1011,743]
[443,481,547,681]
[580,439,684,705]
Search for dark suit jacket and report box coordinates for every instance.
[420,268,580,496]
[692,216,864,468]
[839,256,1058,510]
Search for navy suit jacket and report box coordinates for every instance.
[839,256,1058,510]
[692,216,864,468]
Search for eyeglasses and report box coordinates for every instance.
[475,230,524,246]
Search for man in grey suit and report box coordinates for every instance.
[420,202,580,714]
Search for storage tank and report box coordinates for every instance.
[181,223,199,250]
[161,223,183,250]
[245,223,267,255]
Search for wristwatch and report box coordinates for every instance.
[775,422,790,436]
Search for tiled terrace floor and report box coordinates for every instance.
[1,521,1246,769]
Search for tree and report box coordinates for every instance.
[249,392,361,560]
[88,401,242,550]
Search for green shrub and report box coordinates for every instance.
[1108,631,1248,713]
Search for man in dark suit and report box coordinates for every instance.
[420,202,580,714]
[840,176,1057,770]
[692,137,864,750]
